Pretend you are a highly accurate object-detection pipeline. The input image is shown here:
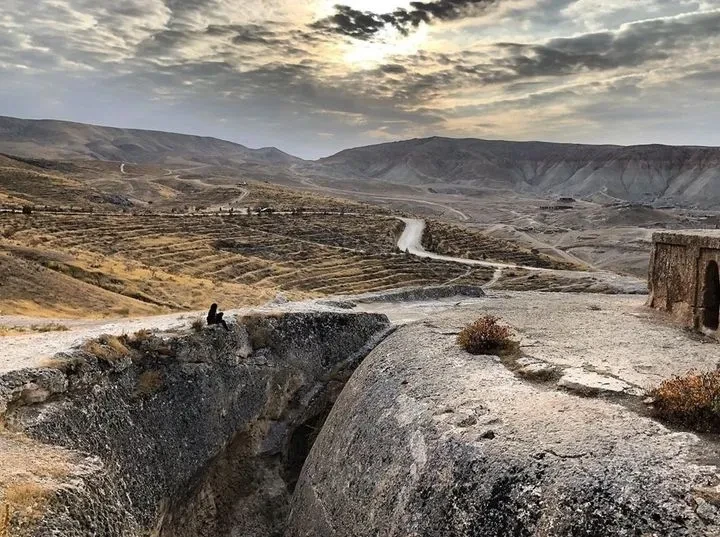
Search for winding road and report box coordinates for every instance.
[397,218,548,272]
[395,218,646,292]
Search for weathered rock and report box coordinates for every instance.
[557,368,641,396]
[0,312,391,537]
[353,284,485,303]
[288,323,720,537]
[0,368,68,414]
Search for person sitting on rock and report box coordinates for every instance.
[207,303,229,331]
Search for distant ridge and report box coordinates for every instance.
[318,137,720,208]
[2,116,720,208]
[0,115,301,165]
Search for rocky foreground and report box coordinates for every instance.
[2,289,720,536]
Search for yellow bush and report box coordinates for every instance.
[649,370,720,432]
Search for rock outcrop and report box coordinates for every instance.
[288,321,720,536]
[0,311,391,537]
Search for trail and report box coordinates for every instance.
[298,176,470,221]
[205,188,249,212]
[483,268,504,289]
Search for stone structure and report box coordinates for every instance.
[648,230,720,333]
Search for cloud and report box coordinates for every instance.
[1,0,719,156]
[312,0,498,40]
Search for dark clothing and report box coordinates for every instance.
[207,303,230,331]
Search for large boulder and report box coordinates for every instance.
[288,321,720,536]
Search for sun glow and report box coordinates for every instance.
[342,25,429,68]
[316,0,425,68]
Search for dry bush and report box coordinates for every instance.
[190,317,204,333]
[648,370,720,432]
[29,323,69,333]
[130,329,153,343]
[0,326,26,337]
[136,370,164,396]
[1,482,52,528]
[82,334,130,363]
[39,355,85,372]
[457,316,515,356]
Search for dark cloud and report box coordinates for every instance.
[383,8,720,98]
[312,0,497,40]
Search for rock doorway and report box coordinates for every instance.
[702,260,720,330]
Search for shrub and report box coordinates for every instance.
[648,370,720,432]
[29,323,69,333]
[457,316,515,356]
[130,329,153,342]
[82,334,130,364]
[136,370,164,396]
[191,317,204,333]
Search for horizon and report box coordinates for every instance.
[5,113,720,161]
[1,1,719,159]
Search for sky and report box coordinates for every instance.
[1,0,720,159]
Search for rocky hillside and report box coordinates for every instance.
[318,137,720,208]
[0,116,299,166]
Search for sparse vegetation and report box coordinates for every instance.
[421,220,583,270]
[130,329,153,342]
[457,315,516,356]
[0,212,496,317]
[136,370,164,396]
[191,317,204,333]
[0,323,68,336]
[648,370,720,432]
[82,334,131,363]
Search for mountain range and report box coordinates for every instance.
[2,115,719,208]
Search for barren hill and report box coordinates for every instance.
[0,115,299,166]
[3,116,720,208]
[318,137,720,208]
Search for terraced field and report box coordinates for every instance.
[421,221,584,270]
[0,212,498,316]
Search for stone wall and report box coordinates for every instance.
[649,230,720,331]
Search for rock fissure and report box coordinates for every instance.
[0,311,391,537]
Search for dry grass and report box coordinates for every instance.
[136,370,164,396]
[648,370,720,432]
[0,323,69,337]
[82,334,130,363]
[191,317,204,333]
[457,316,517,356]
[0,326,27,337]
[38,355,85,372]
[0,431,76,533]
[0,212,498,318]
[422,220,583,270]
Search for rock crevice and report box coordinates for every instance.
[0,311,391,537]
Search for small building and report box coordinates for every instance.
[648,230,720,334]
